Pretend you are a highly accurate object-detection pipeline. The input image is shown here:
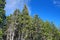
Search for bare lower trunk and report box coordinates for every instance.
[7,32,14,40]
[18,33,21,40]
[18,31,25,40]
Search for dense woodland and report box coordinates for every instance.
[0,0,60,40]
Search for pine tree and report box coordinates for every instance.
[0,0,6,40]
[13,9,21,40]
[0,2,60,40]
[0,0,6,28]
[6,9,21,40]
[21,5,32,40]
[32,14,42,40]
[43,21,53,40]
[51,22,60,40]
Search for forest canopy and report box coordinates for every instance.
[0,0,60,40]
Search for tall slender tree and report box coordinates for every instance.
[13,9,21,40]
[0,0,6,28]
[32,15,42,40]
[6,9,21,40]
[0,0,6,40]
[21,5,32,40]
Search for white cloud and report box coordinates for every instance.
[53,0,60,7]
[5,0,31,15]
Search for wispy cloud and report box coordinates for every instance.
[53,0,60,7]
[5,0,31,16]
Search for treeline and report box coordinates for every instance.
[0,0,60,40]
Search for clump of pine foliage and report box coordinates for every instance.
[0,0,60,40]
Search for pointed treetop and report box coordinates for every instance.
[34,14,39,19]
[24,4,27,9]
[13,9,21,16]
[22,4,29,15]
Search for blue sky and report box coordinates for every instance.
[5,0,60,28]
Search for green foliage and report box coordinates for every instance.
[2,5,60,40]
[0,0,6,40]
[0,29,3,37]
[0,0,5,4]
[0,28,3,40]
[0,18,2,23]
[0,0,60,39]
[0,0,6,28]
